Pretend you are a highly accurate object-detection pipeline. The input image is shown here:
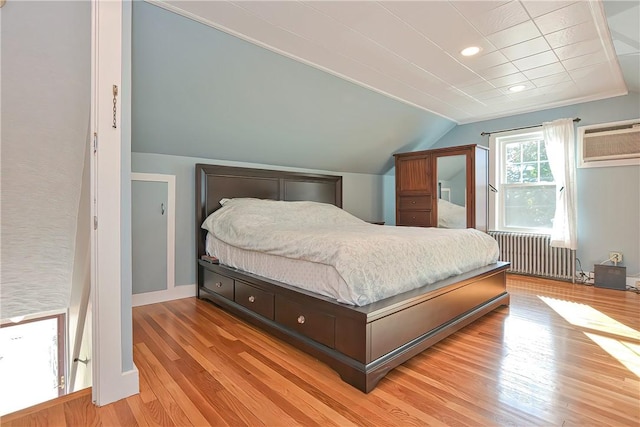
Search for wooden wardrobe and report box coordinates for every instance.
[394,144,489,231]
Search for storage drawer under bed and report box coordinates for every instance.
[202,269,234,300]
[275,296,335,348]
[235,280,275,320]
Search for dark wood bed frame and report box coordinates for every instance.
[196,164,510,392]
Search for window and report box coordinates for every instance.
[490,130,556,233]
[0,313,66,415]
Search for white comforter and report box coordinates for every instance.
[202,198,499,306]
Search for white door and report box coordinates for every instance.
[132,180,168,294]
[131,173,184,306]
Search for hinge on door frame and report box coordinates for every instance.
[94,216,98,230]
[93,132,98,154]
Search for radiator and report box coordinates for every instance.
[488,231,575,281]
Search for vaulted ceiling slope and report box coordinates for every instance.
[132,1,456,174]
[132,1,639,174]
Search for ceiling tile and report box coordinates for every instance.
[534,2,593,35]
[478,62,520,80]
[489,72,529,88]
[463,1,530,36]
[233,1,342,43]
[458,80,496,95]
[450,1,510,17]
[512,50,559,71]
[473,88,505,101]
[485,20,542,49]
[562,51,609,71]
[462,50,510,71]
[539,80,577,95]
[531,72,572,88]
[554,39,604,60]
[521,0,578,18]
[501,37,552,61]
[544,21,598,48]
[522,62,566,79]
[381,1,496,56]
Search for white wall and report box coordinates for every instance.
[1,0,91,320]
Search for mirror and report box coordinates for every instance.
[437,155,467,228]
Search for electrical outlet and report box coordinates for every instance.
[577,270,595,284]
[609,251,623,263]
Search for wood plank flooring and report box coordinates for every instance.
[3,275,639,426]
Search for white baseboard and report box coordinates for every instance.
[132,284,196,307]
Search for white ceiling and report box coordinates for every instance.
[152,0,635,124]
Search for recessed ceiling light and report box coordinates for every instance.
[509,85,526,93]
[460,46,481,57]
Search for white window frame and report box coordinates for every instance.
[489,128,555,235]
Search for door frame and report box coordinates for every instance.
[91,0,138,405]
[131,173,183,306]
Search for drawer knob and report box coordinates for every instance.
[411,200,416,204]
[248,296,255,303]
[297,315,305,324]
[412,216,416,219]
[215,282,223,288]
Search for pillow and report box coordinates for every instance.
[201,198,364,234]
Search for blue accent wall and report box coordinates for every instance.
[384,92,640,277]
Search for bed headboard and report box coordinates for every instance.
[195,164,343,259]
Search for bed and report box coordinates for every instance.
[196,164,510,392]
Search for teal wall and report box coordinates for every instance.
[384,92,640,278]
[131,153,385,287]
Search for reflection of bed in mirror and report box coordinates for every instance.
[196,164,509,393]
[438,198,467,228]
[437,154,467,227]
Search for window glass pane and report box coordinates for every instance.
[539,142,548,161]
[505,143,520,164]
[522,163,538,182]
[504,185,556,229]
[522,141,539,162]
[540,162,553,182]
[506,165,521,183]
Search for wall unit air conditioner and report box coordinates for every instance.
[578,119,640,168]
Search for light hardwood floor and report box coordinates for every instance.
[3,275,639,426]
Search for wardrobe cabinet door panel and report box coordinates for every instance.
[396,155,431,193]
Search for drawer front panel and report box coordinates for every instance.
[235,281,274,320]
[202,270,234,299]
[398,210,432,227]
[398,195,431,210]
[275,296,335,348]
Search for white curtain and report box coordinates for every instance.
[543,118,578,250]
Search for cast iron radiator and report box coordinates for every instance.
[488,231,575,281]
